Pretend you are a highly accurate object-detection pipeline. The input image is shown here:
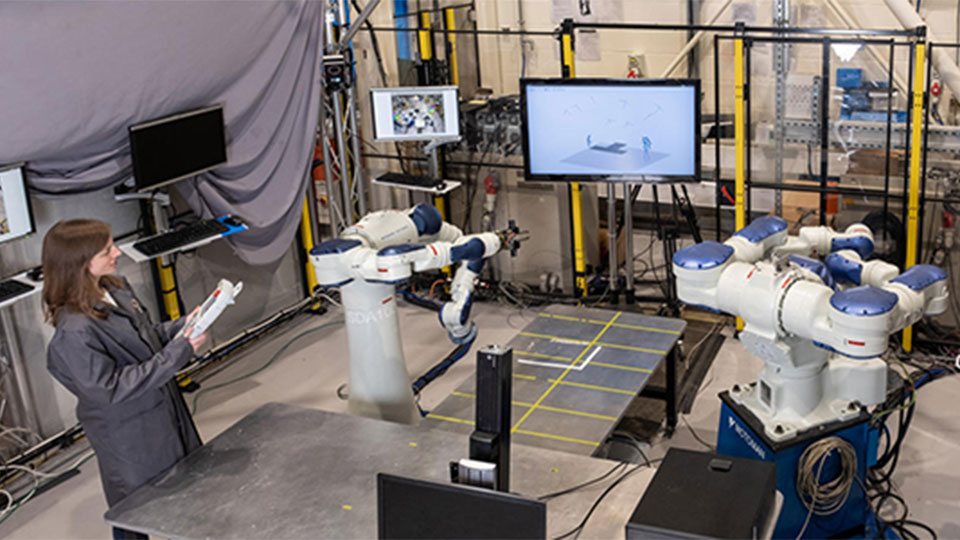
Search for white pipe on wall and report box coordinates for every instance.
[882,0,960,102]
[660,0,734,79]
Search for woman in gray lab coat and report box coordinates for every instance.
[42,219,206,540]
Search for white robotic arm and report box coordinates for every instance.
[312,204,514,342]
[673,215,948,439]
[308,204,522,424]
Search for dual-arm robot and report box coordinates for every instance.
[673,216,948,441]
[310,204,520,424]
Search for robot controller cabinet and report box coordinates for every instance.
[718,392,877,539]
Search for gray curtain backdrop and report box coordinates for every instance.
[0,1,324,264]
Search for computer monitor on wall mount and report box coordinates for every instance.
[370,86,460,143]
[0,163,37,246]
[128,105,227,193]
[521,78,701,183]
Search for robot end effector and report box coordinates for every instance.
[310,204,526,344]
[438,222,525,344]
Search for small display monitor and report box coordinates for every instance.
[129,105,227,192]
[370,86,460,142]
[0,163,36,246]
[377,473,546,539]
[521,78,701,183]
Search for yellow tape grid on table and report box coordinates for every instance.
[536,312,682,335]
[517,331,667,356]
[513,311,624,447]
[426,311,668,448]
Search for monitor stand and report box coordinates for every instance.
[423,135,462,183]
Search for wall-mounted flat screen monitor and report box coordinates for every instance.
[129,105,227,192]
[521,78,701,183]
[0,163,36,246]
[370,86,460,142]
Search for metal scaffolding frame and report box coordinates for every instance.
[346,13,947,335]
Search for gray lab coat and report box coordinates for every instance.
[47,279,202,506]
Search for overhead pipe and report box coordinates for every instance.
[660,0,733,78]
[882,0,960,101]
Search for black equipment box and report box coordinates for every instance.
[626,448,776,539]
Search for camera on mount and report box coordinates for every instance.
[323,54,350,92]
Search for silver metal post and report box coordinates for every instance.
[0,309,41,433]
[607,183,618,297]
[773,0,790,217]
[347,85,367,216]
[333,91,354,225]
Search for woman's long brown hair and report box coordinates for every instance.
[42,219,122,325]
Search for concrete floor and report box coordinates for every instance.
[0,300,957,538]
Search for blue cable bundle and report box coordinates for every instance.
[411,336,475,399]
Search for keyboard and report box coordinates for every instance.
[0,279,34,304]
[376,172,444,189]
[134,219,231,257]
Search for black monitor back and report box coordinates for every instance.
[377,473,546,539]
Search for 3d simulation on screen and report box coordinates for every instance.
[391,93,446,136]
[563,97,668,172]
[523,80,699,181]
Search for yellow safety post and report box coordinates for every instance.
[562,25,588,297]
[156,261,181,320]
[903,41,926,352]
[734,37,746,331]
[444,8,459,86]
[419,11,432,61]
[301,195,320,296]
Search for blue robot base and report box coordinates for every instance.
[717,391,879,539]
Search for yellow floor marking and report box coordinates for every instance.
[537,312,682,334]
[513,373,536,381]
[514,350,573,362]
[425,413,474,425]
[514,428,599,447]
[591,361,654,374]
[547,379,636,395]
[450,392,616,421]
[511,312,622,433]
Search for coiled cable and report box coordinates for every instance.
[795,436,858,539]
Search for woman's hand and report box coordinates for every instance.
[188,331,207,354]
[183,307,206,353]
[183,306,201,328]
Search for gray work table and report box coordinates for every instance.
[423,304,686,455]
[105,402,655,539]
